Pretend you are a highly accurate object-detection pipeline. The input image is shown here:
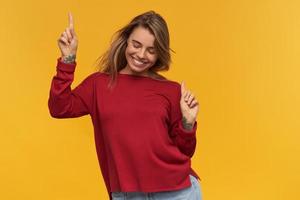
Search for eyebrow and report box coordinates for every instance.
[132,39,154,49]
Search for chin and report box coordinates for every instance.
[129,64,149,73]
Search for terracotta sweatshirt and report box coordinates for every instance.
[48,57,201,200]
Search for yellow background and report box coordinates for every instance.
[0,0,299,199]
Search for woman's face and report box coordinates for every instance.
[123,26,158,76]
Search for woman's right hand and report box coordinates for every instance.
[57,12,78,60]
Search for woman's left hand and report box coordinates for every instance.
[180,81,199,126]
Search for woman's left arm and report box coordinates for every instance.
[168,82,200,157]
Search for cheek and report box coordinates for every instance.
[125,47,133,61]
[126,46,136,55]
[149,55,158,63]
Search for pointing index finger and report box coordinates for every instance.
[68,12,74,29]
[181,81,186,94]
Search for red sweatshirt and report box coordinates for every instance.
[48,57,201,200]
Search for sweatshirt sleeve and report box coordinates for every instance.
[48,57,97,118]
[168,83,198,158]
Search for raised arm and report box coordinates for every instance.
[48,58,97,118]
[57,12,78,64]
[48,12,97,118]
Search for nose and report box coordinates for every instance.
[137,48,146,59]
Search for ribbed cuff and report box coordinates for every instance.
[178,120,197,137]
[56,57,77,72]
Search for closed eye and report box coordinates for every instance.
[148,49,156,54]
[133,43,140,48]
[131,40,156,54]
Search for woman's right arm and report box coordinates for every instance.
[48,12,96,118]
[48,57,97,118]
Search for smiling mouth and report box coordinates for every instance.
[132,56,148,65]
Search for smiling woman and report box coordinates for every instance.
[121,26,158,76]
[95,10,174,88]
[49,10,201,200]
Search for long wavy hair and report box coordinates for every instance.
[94,10,175,89]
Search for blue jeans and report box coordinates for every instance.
[111,174,202,200]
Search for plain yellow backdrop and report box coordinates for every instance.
[0,0,299,199]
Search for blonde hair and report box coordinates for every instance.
[94,10,175,89]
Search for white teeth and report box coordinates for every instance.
[135,59,143,64]
[132,57,147,65]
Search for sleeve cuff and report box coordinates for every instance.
[178,120,197,137]
[56,57,77,72]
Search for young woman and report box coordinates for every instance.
[48,10,202,200]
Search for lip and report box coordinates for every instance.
[131,56,148,65]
